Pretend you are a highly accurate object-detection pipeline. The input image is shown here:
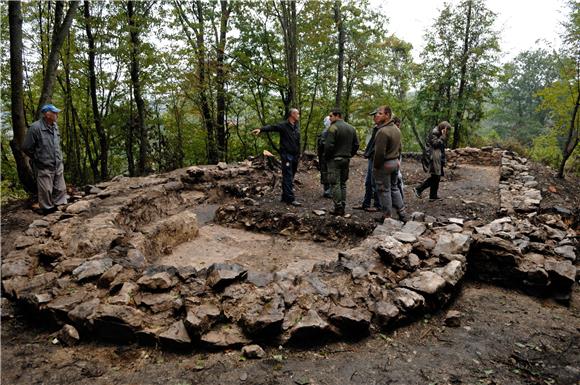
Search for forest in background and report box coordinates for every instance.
[1,0,578,203]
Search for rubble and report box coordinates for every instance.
[1,152,576,351]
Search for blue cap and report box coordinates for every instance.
[40,104,61,113]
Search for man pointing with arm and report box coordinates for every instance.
[252,108,302,206]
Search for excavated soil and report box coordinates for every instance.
[1,155,579,385]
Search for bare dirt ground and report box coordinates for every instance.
[254,156,502,225]
[1,155,579,385]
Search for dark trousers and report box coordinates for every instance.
[362,158,381,209]
[319,156,329,190]
[417,174,440,199]
[281,153,299,202]
[327,157,350,209]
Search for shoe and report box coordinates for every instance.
[398,211,410,223]
[413,188,422,199]
[364,207,378,212]
[36,206,57,215]
[330,207,345,216]
[375,214,390,223]
[429,197,441,201]
[323,191,332,198]
[353,205,366,210]
[289,200,302,207]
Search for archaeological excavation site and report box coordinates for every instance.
[2,149,577,353]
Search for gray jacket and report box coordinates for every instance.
[22,118,64,170]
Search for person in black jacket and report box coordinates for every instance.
[252,108,302,206]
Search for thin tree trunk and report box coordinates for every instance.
[84,0,108,180]
[216,0,231,161]
[9,1,36,193]
[333,0,345,109]
[558,89,580,178]
[128,0,148,175]
[275,0,298,114]
[452,0,472,149]
[36,1,80,119]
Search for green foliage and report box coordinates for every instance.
[415,0,500,147]
[484,49,559,144]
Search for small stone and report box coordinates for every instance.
[108,282,139,306]
[159,320,191,346]
[98,264,124,288]
[392,288,425,312]
[444,310,462,327]
[137,272,175,291]
[400,271,447,295]
[65,200,92,214]
[206,263,247,290]
[57,324,80,346]
[448,218,464,226]
[410,212,425,222]
[242,344,266,359]
[444,224,463,233]
[393,231,417,243]
[201,324,250,348]
[554,245,576,262]
[217,162,228,170]
[432,233,471,256]
[72,258,113,282]
[312,210,326,216]
[401,221,427,237]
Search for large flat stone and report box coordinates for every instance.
[400,271,447,295]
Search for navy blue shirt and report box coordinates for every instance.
[261,120,301,156]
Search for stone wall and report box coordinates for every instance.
[1,153,577,352]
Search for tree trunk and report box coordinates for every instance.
[36,1,80,119]
[8,1,36,193]
[128,0,148,175]
[216,0,231,161]
[275,0,298,114]
[333,0,345,110]
[84,0,108,180]
[557,89,580,178]
[452,0,472,149]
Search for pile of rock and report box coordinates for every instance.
[1,151,577,352]
[445,147,502,166]
[499,152,542,214]
[469,214,577,301]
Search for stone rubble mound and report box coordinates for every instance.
[1,150,577,351]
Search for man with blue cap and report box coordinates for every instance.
[23,104,68,214]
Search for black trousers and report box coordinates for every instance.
[281,153,299,202]
[417,174,440,199]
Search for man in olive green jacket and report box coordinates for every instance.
[324,109,359,216]
[373,105,408,222]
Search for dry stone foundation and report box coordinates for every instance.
[1,151,577,350]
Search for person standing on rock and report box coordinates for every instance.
[354,108,382,212]
[324,109,359,216]
[252,108,302,206]
[23,104,68,215]
[373,106,408,222]
[317,115,332,198]
[414,121,451,201]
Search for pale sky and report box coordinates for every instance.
[379,0,567,62]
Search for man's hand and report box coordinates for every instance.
[251,128,261,136]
